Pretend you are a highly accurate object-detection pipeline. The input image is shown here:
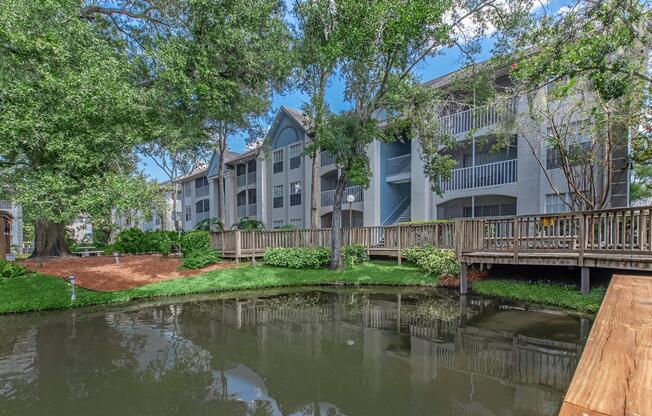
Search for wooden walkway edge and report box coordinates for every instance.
[559,274,652,416]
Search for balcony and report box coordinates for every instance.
[438,100,517,136]
[236,175,246,188]
[247,171,256,185]
[195,185,210,198]
[386,154,411,183]
[321,185,364,206]
[321,151,336,167]
[195,211,210,223]
[439,159,517,192]
[237,205,247,218]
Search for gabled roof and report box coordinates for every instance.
[174,165,208,183]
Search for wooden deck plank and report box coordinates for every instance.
[559,274,652,416]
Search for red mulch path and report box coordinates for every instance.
[438,271,489,289]
[21,255,238,291]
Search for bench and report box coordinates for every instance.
[73,246,104,257]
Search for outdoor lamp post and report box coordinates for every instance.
[68,275,77,302]
[346,194,355,228]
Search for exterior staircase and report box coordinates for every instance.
[383,197,411,225]
[395,205,411,224]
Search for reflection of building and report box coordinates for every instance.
[0,290,588,416]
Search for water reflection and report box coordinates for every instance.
[0,288,590,415]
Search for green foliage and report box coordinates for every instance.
[114,228,179,254]
[195,218,223,232]
[342,244,367,266]
[402,246,460,276]
[0,260,27,279]
[114,228,146,254]
[631,163,652,205]
[234,217,266,230]
[180,230,218,269]
[278,224,296,230]
[182,250,221,269]
[264,247,331,269]
[180,231,212,256]
[0,1,157,229]
[263,245,368,269]
[473,280,605,314]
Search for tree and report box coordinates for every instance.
[0,0,159,257]
[157,0,292,227]
[293,0,340,229]
[631,163,652,204]
[313,0,530,269]
[507,0,651,209]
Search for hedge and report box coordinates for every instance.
[263,245,368,269]
[402,246,460,276]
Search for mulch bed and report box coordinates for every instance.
[438,271,489,288]
[21,255,238,291]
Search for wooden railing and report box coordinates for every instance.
[457,206,652,259]
[212,222,455,258]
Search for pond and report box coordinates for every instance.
[0,287,591,415]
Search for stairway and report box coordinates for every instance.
[395,205,411,224]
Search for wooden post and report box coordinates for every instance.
[460,263,469,295]
[235,230,242,263]
[581,267,590,295]
[513,217,519,264]
[251,231,256,267]
[578,213,586,267]
[366,228,371,257]
[397,225,402,265]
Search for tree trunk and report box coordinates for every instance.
[30,219,71,258]
[329,173,347,270]
[310,149,320,229]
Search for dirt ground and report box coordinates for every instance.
[21,255,238,291]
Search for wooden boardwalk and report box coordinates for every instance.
[559,273,652,416]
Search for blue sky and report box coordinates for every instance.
[140,0,566,182]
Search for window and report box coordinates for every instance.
[273,220,284,229]
[195,176,209,197]
[290,181,301,206]
[183,182,191,198]
[196,199,210,213]
[237,191,247,207]
[273,149,283,174]
[545,193,569,214]
[247,189,256,205]
[185,206,191,222]
[273,185,283,208]
[236,164,246,176]
[247,159,256,173]
[289,143,301,169]
[195,176,208,189]
[290,218,302,228]
[546,120,592,169]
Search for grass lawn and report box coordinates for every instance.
[473,280,606,314]
[0,261,436,314]
[0,260,606,315]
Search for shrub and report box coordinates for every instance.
[114,227,146,253]
[343,244,368,266]
[182,250,221,269]
[195,218,223,232]
[180,231,211,256]
[234,217,265,230]
[263,245,368,269]
[278,224,296,230]
[0,260,26,279]
[402,246,460,276]
[263,247,330,269]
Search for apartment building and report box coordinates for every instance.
[0,200,24,252]
[171,64,629,230]
[113,182,182,232]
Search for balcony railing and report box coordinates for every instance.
[321,151,336,167]
[440,159,517,192]
[438,100,517,136]
[321,185,364,206]
[195,185,210,198]
[236,175,246,188]
[247,171,256,185]
[248,203,257,216]
[237,205,247,218]
[386,154,411,177]
[195,211,210,223]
